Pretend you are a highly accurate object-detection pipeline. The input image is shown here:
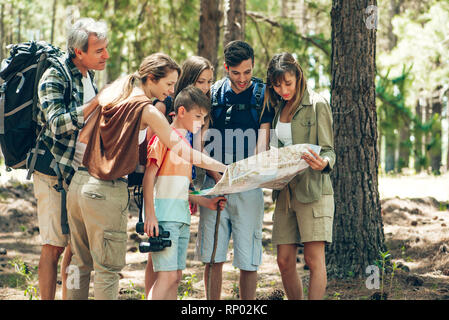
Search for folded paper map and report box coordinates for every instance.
[191,144,321,196]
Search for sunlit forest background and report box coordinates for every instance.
[0,0,448,175]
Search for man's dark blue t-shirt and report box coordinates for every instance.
[204,77,275,164]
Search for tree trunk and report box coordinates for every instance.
[398,124,411,171]
[386,0,398,51]
[9,4,13,45]
[430,92,442,174]
[17,9,21,43]
[414,99,424,173]
[223,0,246,47]
[281,0,289,17]
[197,0,221,78]
[327,0,385,278]
[1,4,4,61]
[50,0,58,43]
[281,0,309,34]
[133,0,150,66]
[446,92,449,171]
[424,98,432,173]
[105,1,123,84]
[384,131,396,173]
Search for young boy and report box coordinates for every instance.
[143,85,226,300]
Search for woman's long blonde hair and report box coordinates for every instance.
[98,53,181,110]
[262,52,307,115]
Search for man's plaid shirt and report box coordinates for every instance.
[37,55,97,184]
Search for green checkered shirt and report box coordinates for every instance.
[37,55,97,184]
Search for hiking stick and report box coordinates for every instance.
[206,198,224,300]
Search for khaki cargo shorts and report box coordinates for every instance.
[33,171,69,247]
[272,191,334,245]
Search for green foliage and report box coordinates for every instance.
[377,0,449,173]
[8,257,39,300]
[332,291,341,300]
[121,280,145,300]
[377,66,413,172]
[1,0,333,92]
[373,250,390,300]
[372,250,403,300]
[246,0,331,91]
[178,273,197,300]
[2,0,447,174]
[376,64,443,173]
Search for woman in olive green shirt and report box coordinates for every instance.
[264,52,335,300]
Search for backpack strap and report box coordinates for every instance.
[53,58,73,235]
[250,77,265,125]
[28,55,73,235]
[26,124,47,180]
[54,56,73,104]
[210,78,228,113]
[0,83,6,135]
[26,51,54,179]
[31,52,49,122]
[51,160,69,235]
[26,55,73,180]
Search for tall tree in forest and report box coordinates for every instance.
[50,0,58,43]
[17,8,21,43]
[197,0,221,77]
[429,90,442,174]
[414,99,426,172]
[327,1,385,278]
[0,3,4,61]
[223,0,245,46]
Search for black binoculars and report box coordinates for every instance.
[136,222,171,252]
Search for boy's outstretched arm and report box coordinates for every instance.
[143,161,160,237]
[141,105,226,173]
[189,195,227,211]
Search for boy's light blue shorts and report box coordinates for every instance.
[151,221,190,272]
[196,176,264,271]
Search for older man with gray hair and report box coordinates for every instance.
[35,17,109,300]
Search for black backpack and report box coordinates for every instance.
[0,41,72,178]
[0,41,72,235]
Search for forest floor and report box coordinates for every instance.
[0,169,448,300]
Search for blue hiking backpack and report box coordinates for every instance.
[210,76,265,128]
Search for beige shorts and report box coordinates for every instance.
[33,171,69,247]
[272,190,334,245]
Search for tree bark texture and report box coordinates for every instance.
[327,0,385,278]
[223,0,246,47]
[197,0,221,78]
